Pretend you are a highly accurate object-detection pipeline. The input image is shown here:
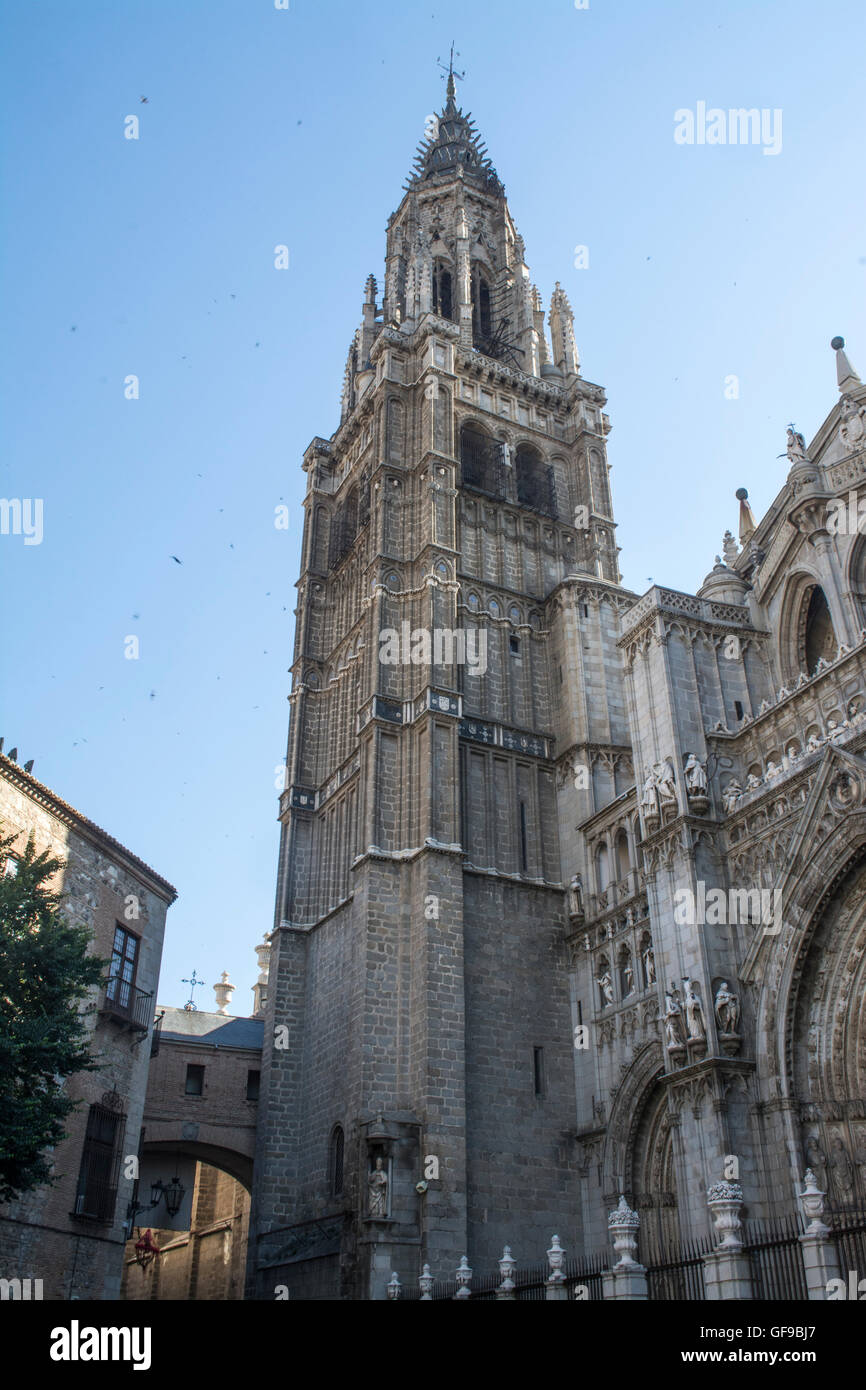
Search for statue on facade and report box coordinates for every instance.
[714,981,740,1034]
[804,1132,826,1187]
[683,977,706,1040]
[663,984,685,1050]
[829,1134,856,1202]
[641,771,660,824]
[655,758,678,816]
[620,955,635,997]
[598,968,614,1007]
[784,424,809,464]
[684,753,708,798]
[722,779,742,814]
[568,874,584,918]
[642,943,656,986]
[368,1157,389,1218]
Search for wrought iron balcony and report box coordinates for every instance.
[100,983,153,1033]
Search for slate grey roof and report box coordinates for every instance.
[157,1006,263,1051]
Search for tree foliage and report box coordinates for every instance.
[0,828,106,1203]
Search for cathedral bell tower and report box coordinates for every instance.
[247,71,627,1300]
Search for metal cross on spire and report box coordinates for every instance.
[182,969,206,1012]
[436,42,465,102]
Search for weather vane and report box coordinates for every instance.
[437,42,465,85]
[182,969,206,1012]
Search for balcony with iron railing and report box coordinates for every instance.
[100,982,154,1034]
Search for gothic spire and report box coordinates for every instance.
[408,75,503,195]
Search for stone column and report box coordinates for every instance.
[602,1196,647,1300]
[703,1181,752,1300]
[797,1170,843,1300]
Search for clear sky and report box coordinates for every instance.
[2,0,864,1012]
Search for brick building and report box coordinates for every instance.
[246,74,866,1298]
[0,750,175,1299]
[121,992,262,1301]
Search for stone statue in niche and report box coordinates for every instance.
[655,759,679,818]
[620,955,635,997]
[663,984,685,1051]
[714,981,740,1033]
[683,977,706,1041]
[368,1157,389,1218]
[568,874,584,918]
[804,1132,826,1188]
[722,779,742,814]
[598,968,614,1008]
[643,943,656,986]
[829,1134,856,1202]
[641,772,660,825]
[684,753,708,798]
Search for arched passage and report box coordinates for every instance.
[122,1139,253,1301]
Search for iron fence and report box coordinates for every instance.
[644,1235,711,1301]
[744,1213,808,1300]
[829,1208,866,1280]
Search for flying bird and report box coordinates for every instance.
[171,555,183,564]
[140,96,149,104]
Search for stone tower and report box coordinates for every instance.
[246,72,632,1299]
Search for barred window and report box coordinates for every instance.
[460,425,504,498]
[73,1103,124,1221]
[328,486,359,569]
[516,445,556,517]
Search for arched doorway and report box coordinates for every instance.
[629,1078,681,1253]
[789,850,866,1212]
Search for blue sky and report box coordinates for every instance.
[2,0,864,1011]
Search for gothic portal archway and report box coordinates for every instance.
[788,849,866,1211]
[628,1077,681,1253]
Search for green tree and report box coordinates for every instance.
[0,828,107,1203]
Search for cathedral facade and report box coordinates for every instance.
[246,76,866,1299]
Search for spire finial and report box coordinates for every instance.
[437,42,464,108]
[735,487,756,544]
[831,336,861,393]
